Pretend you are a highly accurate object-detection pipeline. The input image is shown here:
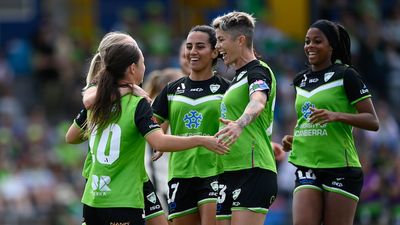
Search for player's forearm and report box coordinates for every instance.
[154,135,204,152]
[147,130,201,152]
[82,86,97,109]
[336,112,379,131]
[237,97,265,128]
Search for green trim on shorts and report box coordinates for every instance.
[168,207,198,220]
[293,185,322,194]
[145,210,165,220]
[198,198,217,206]
[232,207,268,214]
[216,214,232,220]
[322,184,359,201]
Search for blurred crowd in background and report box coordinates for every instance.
[0,0,399,224]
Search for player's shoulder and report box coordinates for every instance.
[213,75,231,87]
[164,76,188,92]
[247,60,273,79]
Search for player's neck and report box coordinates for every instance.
[189,70,213,81]
[234,49,256,70]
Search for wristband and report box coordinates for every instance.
[74,108,87,129]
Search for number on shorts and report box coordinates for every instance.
[169,182,180,203]
[217,184,227,203]
[297,169,316,180]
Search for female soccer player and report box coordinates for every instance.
[282,19,379,225]
[71,31,228,225]
[211,11,278,225]
[151,25,230,225]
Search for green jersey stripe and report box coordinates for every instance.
[167,94,223,106]
[296,79,343,98]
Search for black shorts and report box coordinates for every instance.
[82,204,144,225]
[143,180,165,220]
[216,168,277,220]
[293,166,363,201]
[167,176,218,220]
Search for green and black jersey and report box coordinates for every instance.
[289,63,372,168]
[81,95,160,208]
[152,75,230,181]
[219,60,277,173]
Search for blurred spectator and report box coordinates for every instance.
[0,1,399,224]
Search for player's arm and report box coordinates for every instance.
[309,99,379,131]
[136,99,228,155]
[145,130,228,154]
[65,108,87,144]
[309,68,379,131]
[216,91,266,146]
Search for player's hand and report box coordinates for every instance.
[132,84,152,103]
[152,151,164,161]
[309,107,337,125]
[282,135,293,152]
[214,118,243,147]
[272,141,286,161]
[201,136,229,155]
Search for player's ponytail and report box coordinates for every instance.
[336,23,352,65]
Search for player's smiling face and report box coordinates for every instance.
[304,28,333,71]
[215,28,239,66]
[186,31,217,73]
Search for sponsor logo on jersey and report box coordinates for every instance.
[175,83,186,94]
[309,78,319,83]
[190,88,203,92]
[91,175,111,193]
[360,84,369,94]
[149,116,160,129]
[300,74,307,87]
[324,72,335,82]
[236,70,247,81]
[183,110,203,129]
[220,102,227,119]
[147,192,157,204]
[210,84,220,93]
[301,101,315,120]
[232,189,241,200]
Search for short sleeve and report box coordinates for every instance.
[135,98,161,136]
[248,67,272,98]
[343,67,371,105]
[151,85,169,122]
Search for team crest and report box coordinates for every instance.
[210,181,218,191]
[210,84,220,93]
[324,72,334,82]
[236,70,247,81]
[147,192,157,204]
[232,189,241,200]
